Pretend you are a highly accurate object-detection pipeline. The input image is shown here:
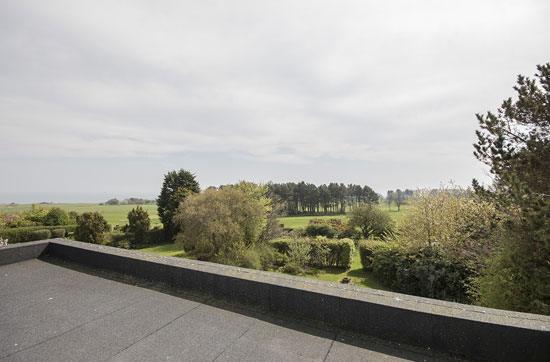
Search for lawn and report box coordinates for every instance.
[278,203,411,229]
[1,201,410,230]
[278,214,348,229]
[298,251,387,290]
[138,243,386,290]
[0,203,161,227]
[138,243,186,257]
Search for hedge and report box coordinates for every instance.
[358,239,387,271]
[144,228,166,245]
[359,241,475,303]
[270,237,355,269]
[0,225,76,244]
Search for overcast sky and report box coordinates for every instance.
[1,0,549,202]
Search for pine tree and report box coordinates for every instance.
[473,63,550,314]
[157,169,200,238]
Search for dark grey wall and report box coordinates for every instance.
[0,240,49,266]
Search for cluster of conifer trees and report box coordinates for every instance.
[268,182,379,215]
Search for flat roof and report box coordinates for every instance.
[1,258,454,362]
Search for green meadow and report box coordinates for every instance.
[278,203,411,229]
[0,203,161,227]
[1,201,410,229]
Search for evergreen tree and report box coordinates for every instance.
[473,63,550,314]
[74,212,110,244]
[157,169,200,238]
[127,206,151,245]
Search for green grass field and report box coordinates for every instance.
[0,203,161,227]
[138,243,186,256]
[278,203,411,229]
[1,201,410,229]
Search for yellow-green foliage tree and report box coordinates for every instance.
[174,186,265,261]
[398,185,498,259]
[231,181,282,242]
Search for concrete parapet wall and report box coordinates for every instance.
[3,239,550,362]
[0,240,49,266]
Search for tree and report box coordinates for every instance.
[105,198,120,205]
[127,206,151,245]
[74,212,111,244]
[43,207,69,226]
[386,190,394,211]
[398,185,497,254]
[21,204,48,224]
[349,203,395,240]
[157,169,200,238]
[474,63,550,196]
[473,63,550,314]
[174,186,265,261]
[395,189,404,211]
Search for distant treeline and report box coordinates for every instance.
[103,198,155,205]
[268,182,379,216]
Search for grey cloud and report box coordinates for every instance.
[1,0,549,196]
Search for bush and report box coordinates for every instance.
[145,228,166,245]
[304,218,359,239]
[21,204,48,224]
[305,224,335,238]
[30,229,51,241]
[126,206,151,245]
[270,237,355,270]
[324,238,355,268]
[369,242,475,303]
[108,233,131,248]
[43,207,69,226]
[74,212,111,244]
[358,239,386,271]
[0,225,76,244]
[474,219,550,315]
[51,228,66,238]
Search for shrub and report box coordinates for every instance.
[0,225,76,244]
[304,218,358,239]
[51,228,66,238]
[43,207,69,226]
[109,233,131,249]
[127,206,151,245]
[324,238,355,269]
[305,224,335,238]
[270,237,355,270]
[255,244,277,271]
[74,212,111,244]
[474,218,550,315]
[369,242,475,303]
[358,239,386,271]
[287,241,311,270]
[30,229,51,241]
[21,204,48,224]
[145,228,166,245]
